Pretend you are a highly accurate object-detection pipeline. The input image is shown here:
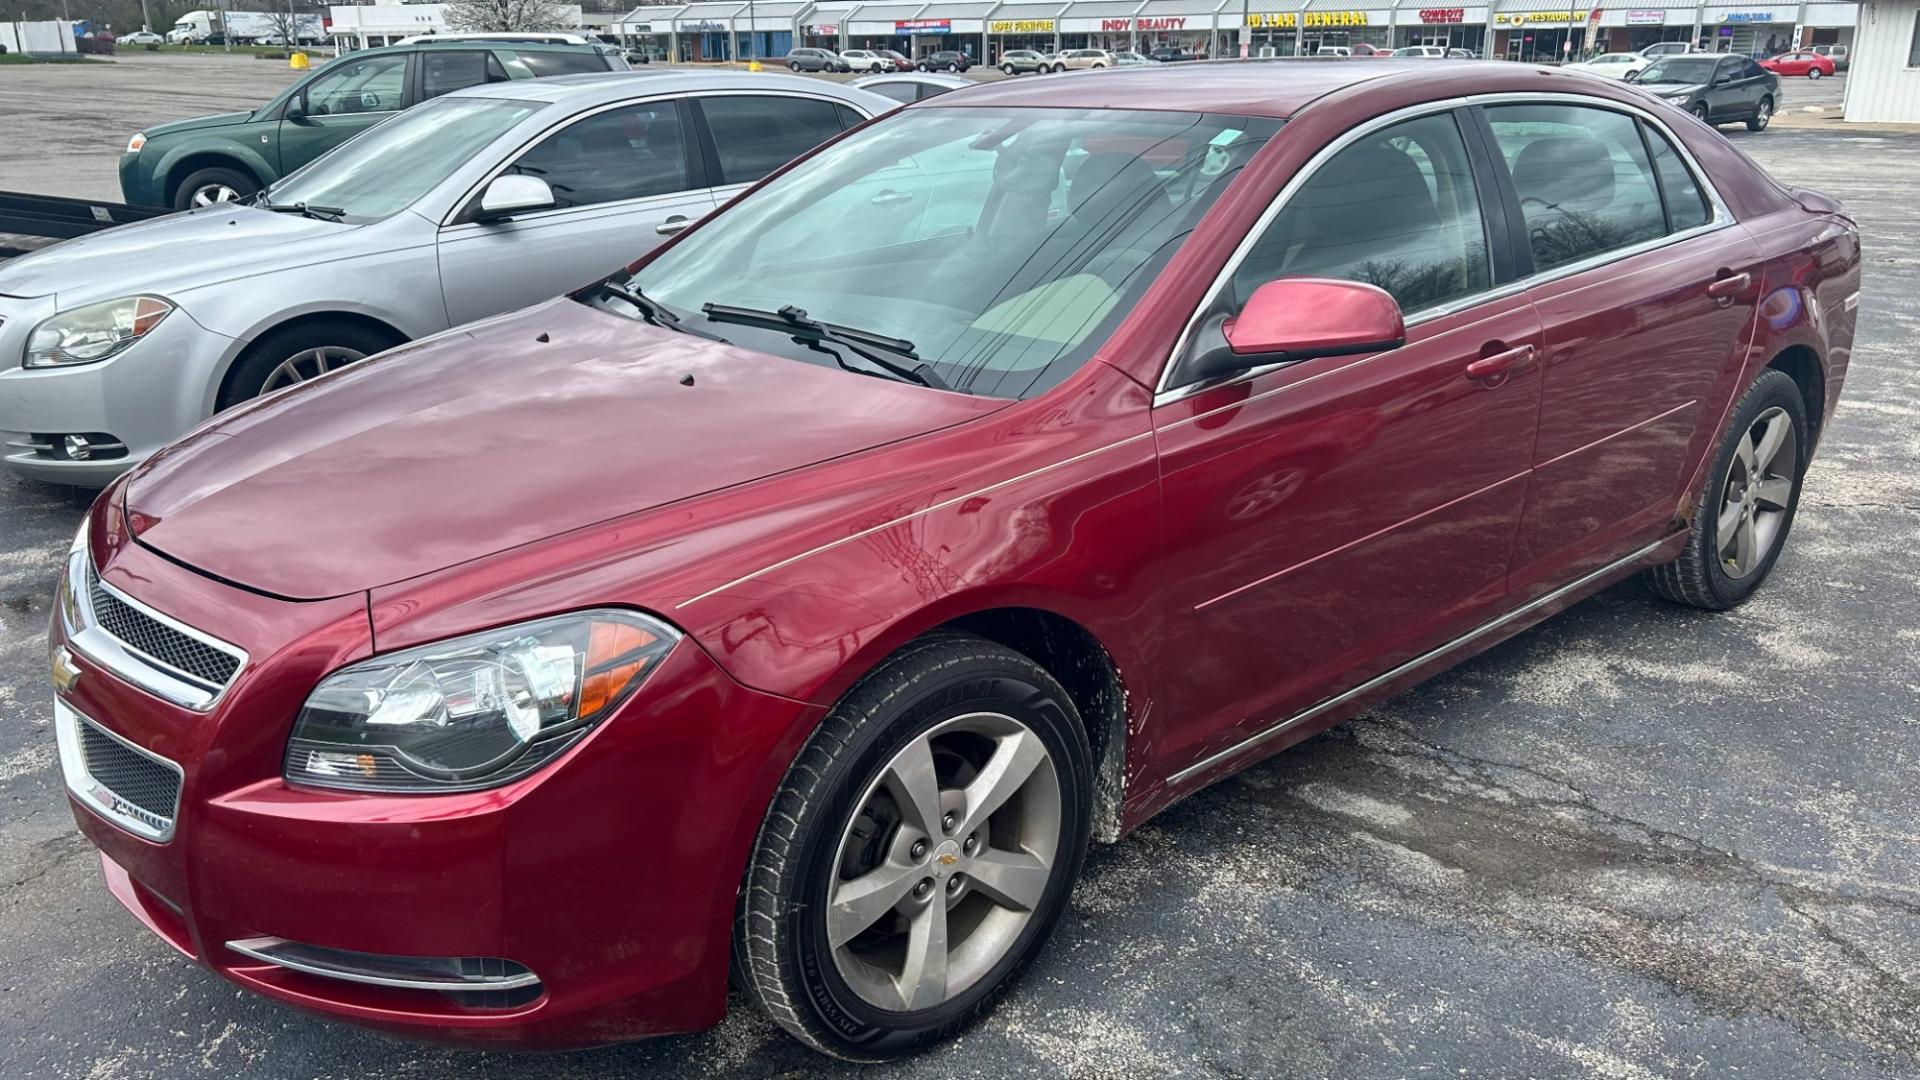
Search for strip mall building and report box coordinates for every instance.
[613,0,1858,63]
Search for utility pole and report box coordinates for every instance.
[1240,0,1248,57]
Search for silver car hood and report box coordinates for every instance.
[0,206,370,303]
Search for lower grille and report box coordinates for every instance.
[56,701,182,843]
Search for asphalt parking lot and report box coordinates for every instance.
[3,56,1919,1080]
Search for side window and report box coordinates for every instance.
[506,48,614,77]
[420,50,503,100]
[866,82,918,105]
[1741,58,1766,79]
[303,54,409,116]
[1641,121,1711,231]
[1485,104,1666,272]
[506,100,690,209]
[1231,111,1490,314]
[1716,57,1740,82]
[701,95,847,185]
[834,104,867,129]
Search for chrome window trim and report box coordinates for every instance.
[225,938,543,992]
[54,698,183,843]
[437,88,877,229]
[64,551,249,713]
[1151,91,1736,406]
[1166,539,1666,786]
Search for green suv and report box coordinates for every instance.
[119,40,628,209]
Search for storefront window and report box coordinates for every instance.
[1909,11,1920,66]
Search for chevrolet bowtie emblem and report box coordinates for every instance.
[51,646,81,694]
[936,853,959,867]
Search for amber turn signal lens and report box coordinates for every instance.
[579,620,664,720]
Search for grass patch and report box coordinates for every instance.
[149,43,326,58]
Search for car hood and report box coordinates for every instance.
[0,206,356,301]
[124,299,1009,600]
[1641,81,1707,96]
[143,110,258,139]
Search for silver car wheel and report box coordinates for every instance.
[189,183,241,207]
[828,711,1061,1012]
[259,346,367,394]
[1717,406,1798,579]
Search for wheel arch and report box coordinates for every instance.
[160,147,274,205]
[1765,344,1826,451]
[213,310,410,408]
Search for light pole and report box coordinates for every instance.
[747,0,757,64]
[1240,0,1249,57]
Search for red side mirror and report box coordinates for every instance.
[1222,277,1406,359]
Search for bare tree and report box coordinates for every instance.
[444,0,573,33]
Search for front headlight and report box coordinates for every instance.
[285,610,680,794]
[25,295,174,368]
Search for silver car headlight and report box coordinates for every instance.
[25,295,174,368]
[285,610,680,794]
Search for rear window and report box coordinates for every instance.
[503,48,615,77]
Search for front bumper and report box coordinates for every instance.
[54,511,823,1048]
[0,295,236,486]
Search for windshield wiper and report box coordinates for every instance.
[594,278,727,341]
[258,199,346,222]
[699,303,957,392]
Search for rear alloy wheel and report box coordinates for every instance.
[1002,63,1015,75]
[1809,68,1823,79]
[219,321,399,408]
[1645,369,1807,610]
[1051,62,1065,72]
[790,61,802,71]
[172,165,258,211]
[736,632,1092,1059]
[1747,95,1773,131]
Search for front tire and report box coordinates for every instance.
[1747,95,1773,131]
[735,632,1093,1060]
[218,320,399,409]
[171,165,258,211]
[1002,63,1015,75]
[1644,368,1808,610]
[1691,101,1711,124]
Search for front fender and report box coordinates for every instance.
[151,134,278,201]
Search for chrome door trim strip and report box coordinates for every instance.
[1152,91,1735,406]
[1535,398,1699,470]
[1165,539,1665,786]
[673,429,1157,610]
[224,938,543,992]
[1194,467,1532,612]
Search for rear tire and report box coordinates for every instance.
[218,320,400,409]
[1644,369,1808,611]
[735,632,1093,1060]
[1747,95,1773,131]
[171,165,257,211]
[1051,62,1065,72]
[1808,68,1823,79]
[790,61,801,71]
[1002,63,1015,75]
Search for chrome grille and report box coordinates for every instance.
[88,565,242,689]
[59,705,183,842]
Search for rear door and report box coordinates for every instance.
[435,96,715,325]
[693,93,867,208]
[275,51,414,174]
[1476,101,1763,594]
[417,48,509,102]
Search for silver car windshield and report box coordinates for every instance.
[629,107,1283,398]
[268,96,545,220]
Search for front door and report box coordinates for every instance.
[1478,102,1764,594]
[1152,109,1544,772]
[275,52,412,176]
[436,97,715,326]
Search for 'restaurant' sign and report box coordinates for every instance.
[990,18,1055,32]
[895,18,951,32]
[1248,10,1372,27]
[1418,7,1465,21]
[1494,9,1581,24]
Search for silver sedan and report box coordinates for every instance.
[0,72,893,485]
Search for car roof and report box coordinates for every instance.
[447,69,892,108]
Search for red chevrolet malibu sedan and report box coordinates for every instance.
[51,61,1858,1058]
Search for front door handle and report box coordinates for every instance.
[1465,343,1535,382]
[870,189,914,206]
[1706,271,1751,300]
[655,215,691,236]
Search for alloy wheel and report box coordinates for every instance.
[1717,405,1798,579]
[259,345,367,394]
[190,183,241,207]
[828,711,1061,1012]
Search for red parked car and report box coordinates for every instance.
[1761,50,1837,78]
[51,60,1859,1059]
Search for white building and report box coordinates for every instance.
[1843,0,1920,120]
[327,0,586,49]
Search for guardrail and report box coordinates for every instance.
[0,191,168,240]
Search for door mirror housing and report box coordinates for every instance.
[285,98,308,122]
[476,174,555,222]
[1182,278,1406,384]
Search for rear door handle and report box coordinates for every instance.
[1465,343,1534,382]
[655,215,691,236]
[1706,272,1751,299]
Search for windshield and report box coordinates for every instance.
[1638,57,1718,84]
[622,107,1281,398]
[268,96,544,220]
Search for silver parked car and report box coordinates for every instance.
[849,71,975,104]
[0,72,893,485]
